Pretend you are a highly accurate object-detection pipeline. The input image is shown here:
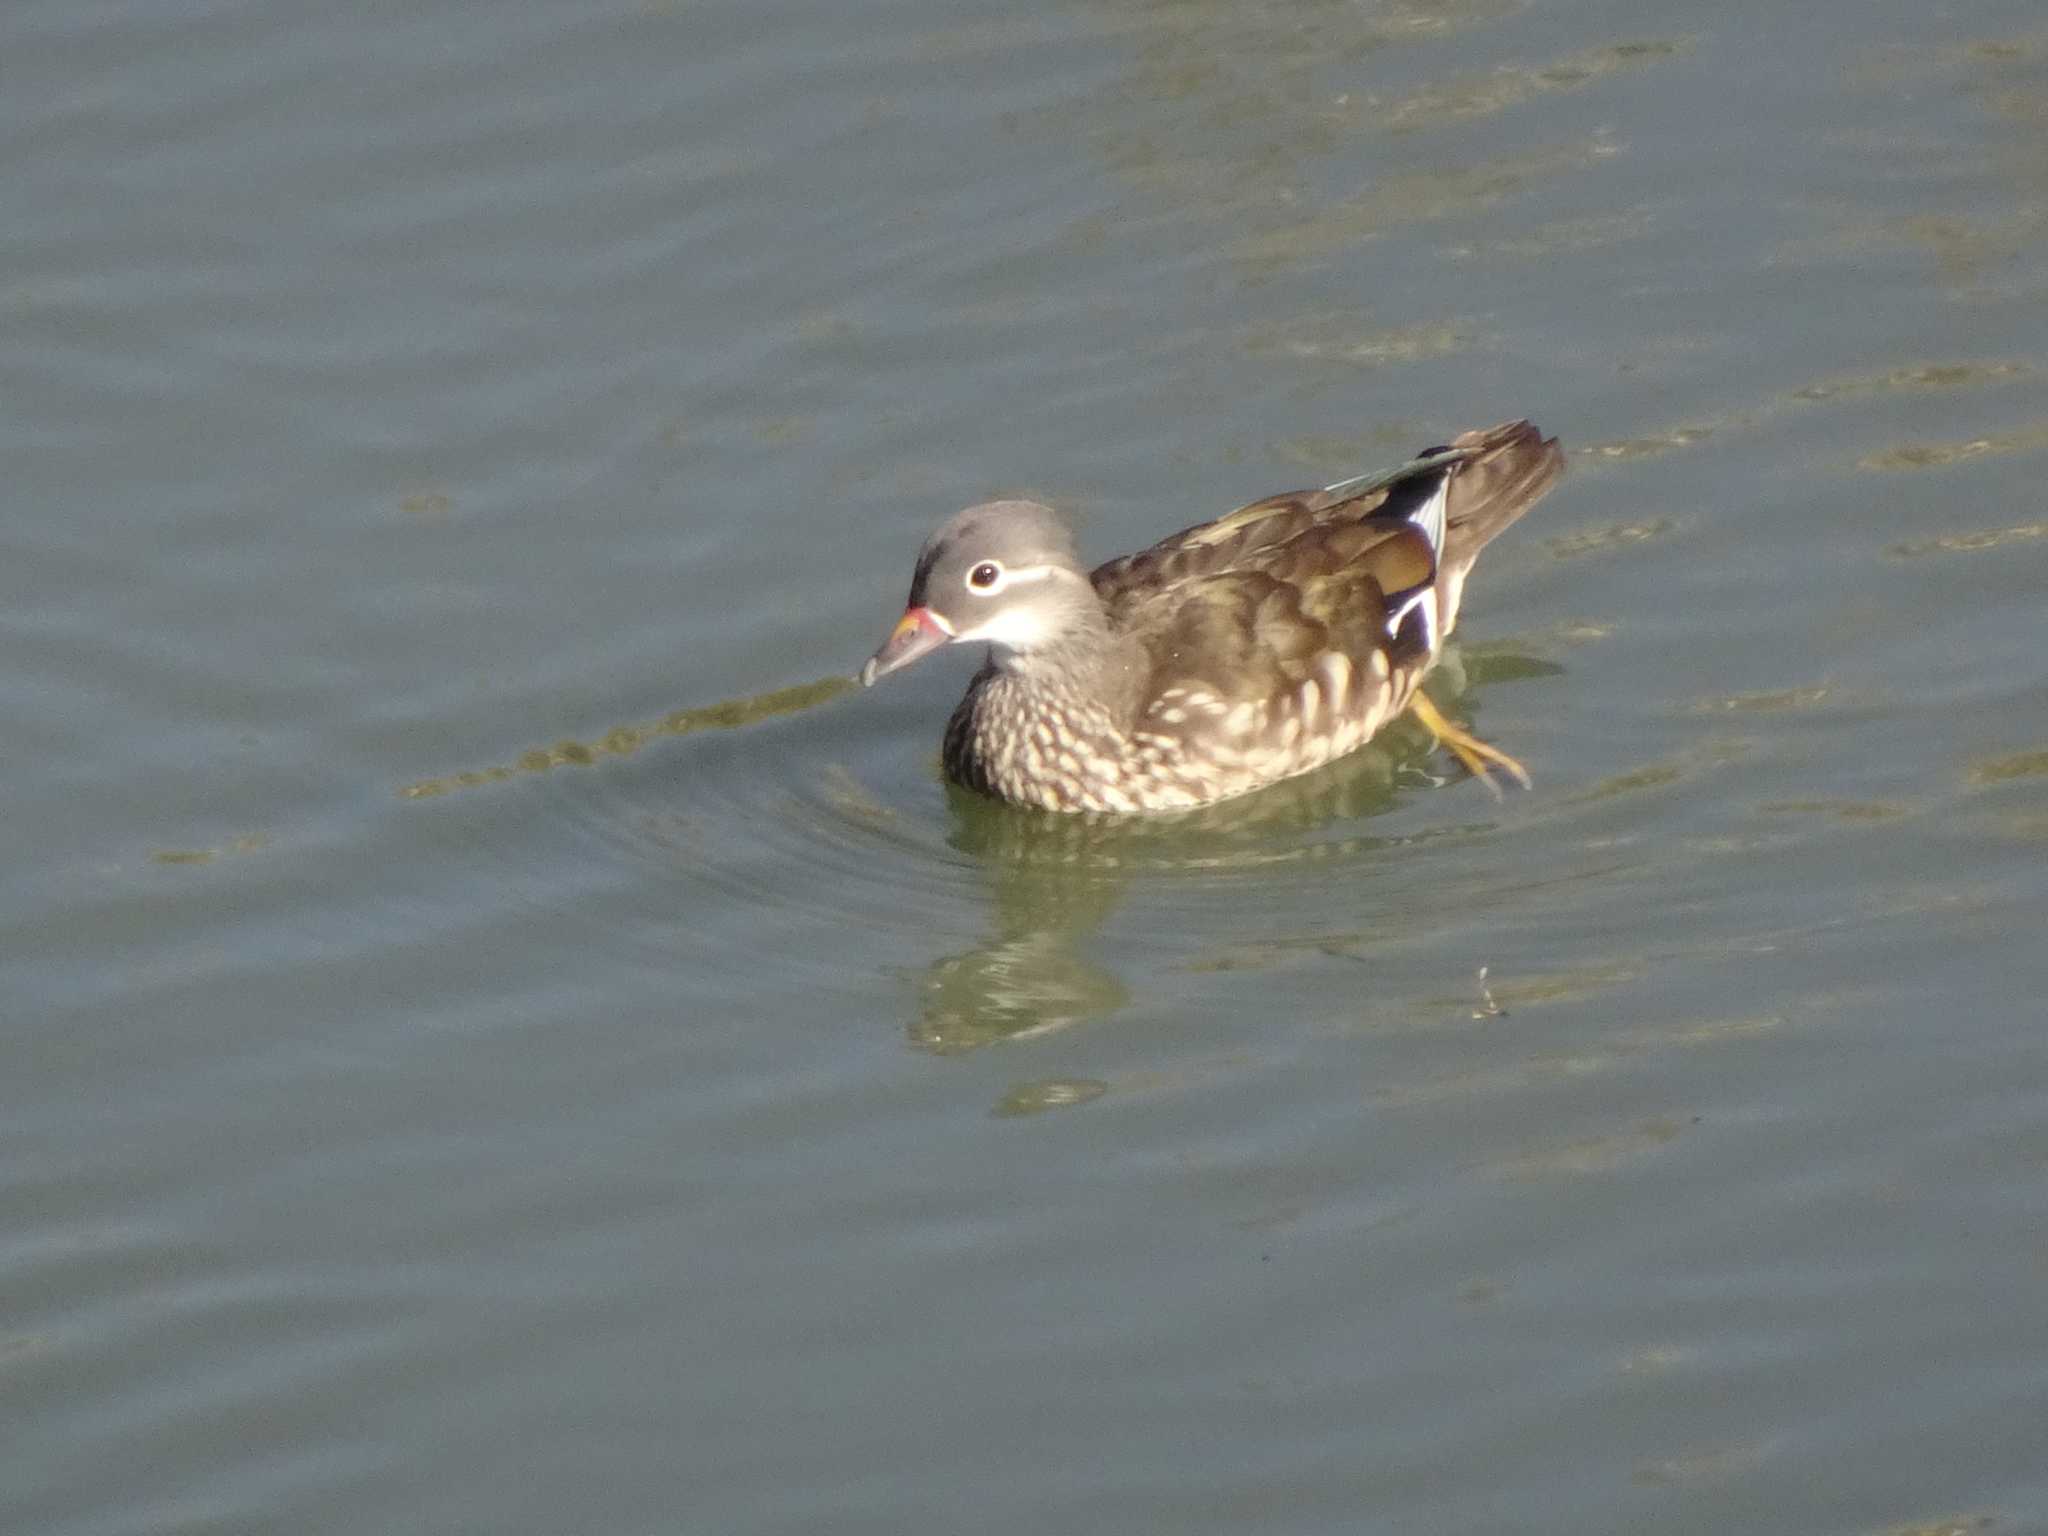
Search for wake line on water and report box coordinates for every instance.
[398,675,854,799]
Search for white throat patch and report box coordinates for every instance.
[951,565,1068,650]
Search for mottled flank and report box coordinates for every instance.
[864,421,1566,812]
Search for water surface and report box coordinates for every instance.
[7,0,2048,1531]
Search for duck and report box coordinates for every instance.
[858,419,1565,813]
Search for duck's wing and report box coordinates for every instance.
[1093,419,1563,644]
[1116,475,1448,684]
[1103,552,1429,796]
[1089,446,1454,608]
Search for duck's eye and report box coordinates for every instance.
[968,561,1002,591]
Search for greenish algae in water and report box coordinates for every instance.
[1966,747,2048,785]
[1886,521,2048,558]
[1544,517,1679,560]
[399,675,854,799]
[992,1079,1110,1118]
[1690,683,1832,714]
[149,834,269,866]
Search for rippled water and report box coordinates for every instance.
[9,0,2048,1531]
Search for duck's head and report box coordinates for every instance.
[859,500,1102,685]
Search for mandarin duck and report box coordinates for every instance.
[859,419,1565,813]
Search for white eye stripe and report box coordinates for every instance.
[963,562,1058,596]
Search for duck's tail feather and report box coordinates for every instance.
[1440,420,1565,575]
[1430,420,1564,640]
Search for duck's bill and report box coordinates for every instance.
[859,606,955,686]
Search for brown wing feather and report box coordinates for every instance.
[1089,478,1414,608]
[1109,524,1430,689]
[1091,419,1561,608]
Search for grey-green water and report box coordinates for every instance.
[8,1,2048,1531]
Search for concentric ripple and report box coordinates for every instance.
[393,649,1562,1042]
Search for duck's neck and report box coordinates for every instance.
[991,617,1145,723]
